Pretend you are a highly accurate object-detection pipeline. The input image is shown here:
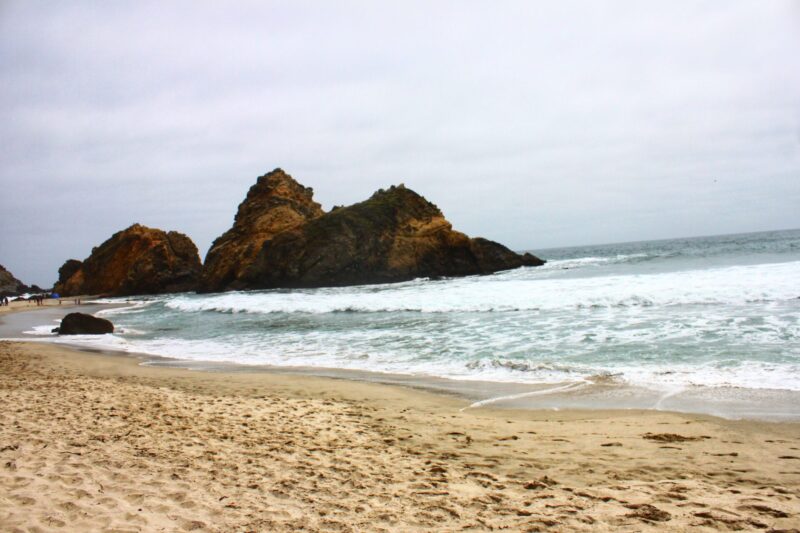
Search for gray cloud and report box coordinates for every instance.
[1,0,799,286]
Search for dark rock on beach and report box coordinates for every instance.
[199,168,544,291]
[56,312,114,335]
[57,224,202,297]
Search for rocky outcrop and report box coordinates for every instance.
[56,259,82,291]
[0,265,27,296]
[58,224,202,296]
[56,312,114,335]
[199,169,544,291]
[200,168,324,292]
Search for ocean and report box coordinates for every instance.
[23,228,800,419]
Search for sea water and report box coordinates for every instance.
[24,229,800,418]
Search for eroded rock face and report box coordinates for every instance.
[56,259,82,290]
[58,224,202,296]
[0,264,27,296]
[200,168,324,292]
[56,312,114,335]
[200,169,544,291]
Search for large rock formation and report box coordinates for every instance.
[200,169,325,292]
[200,168,544,291]
[57,224,202,296]
[0,265,28,296]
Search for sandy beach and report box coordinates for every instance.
[0,298,75,315]
[0,298,113,321]
[0,339,798,532]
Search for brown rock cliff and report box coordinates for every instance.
[55,259,82,290]
[58,224,202,296]
[200,169,324,292]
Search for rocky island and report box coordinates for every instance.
[55,224,202,297]
[199,168,544,292]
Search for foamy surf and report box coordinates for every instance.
[156,259,800,315]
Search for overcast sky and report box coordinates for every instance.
[1,1,799,286]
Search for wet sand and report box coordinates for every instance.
[1,340,798,532]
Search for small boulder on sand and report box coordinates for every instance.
[56,313,114,335]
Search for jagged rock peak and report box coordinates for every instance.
[200,169,325,292]
[57,223,202,297]
[234,168,323,226]
[361,183,444,223]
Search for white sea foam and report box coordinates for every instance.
[95,300,154,317]
[534,252,649,271]
[41,334,797,393]
[24,323,60,336]
[15,332,131,351]
[161,260,800,315]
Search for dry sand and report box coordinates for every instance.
[0,340,798,532]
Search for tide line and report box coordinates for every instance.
[653,385,686,411]
[461,381,590,411]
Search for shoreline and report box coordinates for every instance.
[1,339,799,531]
[2,304,799,422]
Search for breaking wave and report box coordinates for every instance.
[157,260,800,315]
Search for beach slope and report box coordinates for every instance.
[0,341,798,531]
